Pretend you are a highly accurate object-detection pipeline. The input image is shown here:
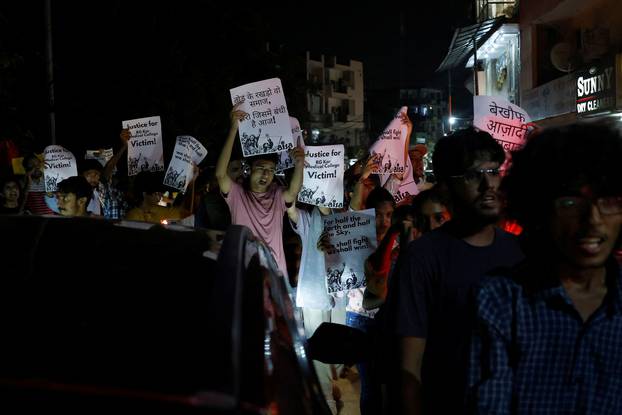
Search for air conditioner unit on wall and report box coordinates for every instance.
[550,42,578,73]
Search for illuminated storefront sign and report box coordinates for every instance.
[576,57,616,117]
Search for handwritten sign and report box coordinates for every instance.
[123,115,165,176]
[230,78,294,157]
[85,148,113,167]
[298,145,344,208]
[323,209,377,294]
[473,96,531,152]
[43,145,78,192]
[163,136,207,192]
[369,106,409,175]
[277,117,305,172]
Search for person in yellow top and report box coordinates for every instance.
[125,168,197,224]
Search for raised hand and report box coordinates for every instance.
[290,146,305,167]
[229,102,248,128]
[120,128,131,145]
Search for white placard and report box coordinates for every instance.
[298,145,344,208]
[85,148,113,167]
[230,78,294,157]
[277,116,305,172]
[122,116,165,176]
[323,209,377,294]
[473,96,531,152]
[43,145,78,192]
[163,135,207,192]
[369,106,409,175]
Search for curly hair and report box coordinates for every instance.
[432,127,505,183]
[502,122,622,232]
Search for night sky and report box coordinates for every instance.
[0,1,472,160]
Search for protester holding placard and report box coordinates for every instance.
[98,128,131,220]
[22,153,56,215]
[343,187,396,415]
[286,204,343,412]
[216,104,304,281]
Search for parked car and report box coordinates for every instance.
[0,215,331,414]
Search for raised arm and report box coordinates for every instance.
[350,154,378,211]
[286,203,299,225]
[216,104,246,195]
[102,128,130,181]
[283,146,305,204]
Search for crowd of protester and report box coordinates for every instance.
[2,102,622,415]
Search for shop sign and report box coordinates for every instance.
[576,58,616,117]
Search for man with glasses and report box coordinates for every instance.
[216,104,304,282]
[388,128,523,414]
[468,123,622,414]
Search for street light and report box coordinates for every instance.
[449,116,457,125]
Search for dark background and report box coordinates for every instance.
[0,1,473,163]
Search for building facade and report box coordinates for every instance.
[520,0,622,126]
[399,88,447,146]
[306,52,366,156]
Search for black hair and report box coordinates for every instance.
[0,175,22,189]
[79,158,104,174]
[365,186,395,210]
[432,127,505,183]
[22,153,40,170]
[503,122,622,232]
[57,176,93,202]
[245,153,279,167]
[240,154,278,191]
[410,187,449,233]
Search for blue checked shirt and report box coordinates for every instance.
[99,181,128,220]
[468,260,622,414]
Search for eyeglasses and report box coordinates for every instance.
[450,167,501,184]
[554,196,622,216]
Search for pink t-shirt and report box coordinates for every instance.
[223,181,288,278]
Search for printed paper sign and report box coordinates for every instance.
[163,136,207,192]
[43,145,78,192]
[85,148,113,167]
[277,116,305,172]
[323,209,377,294]
[393,179,419,205]
[369,106,409,175]
[230,78,294,157]
[122,116,165,176]
[473,96,531,152]
[298,145,344,208]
